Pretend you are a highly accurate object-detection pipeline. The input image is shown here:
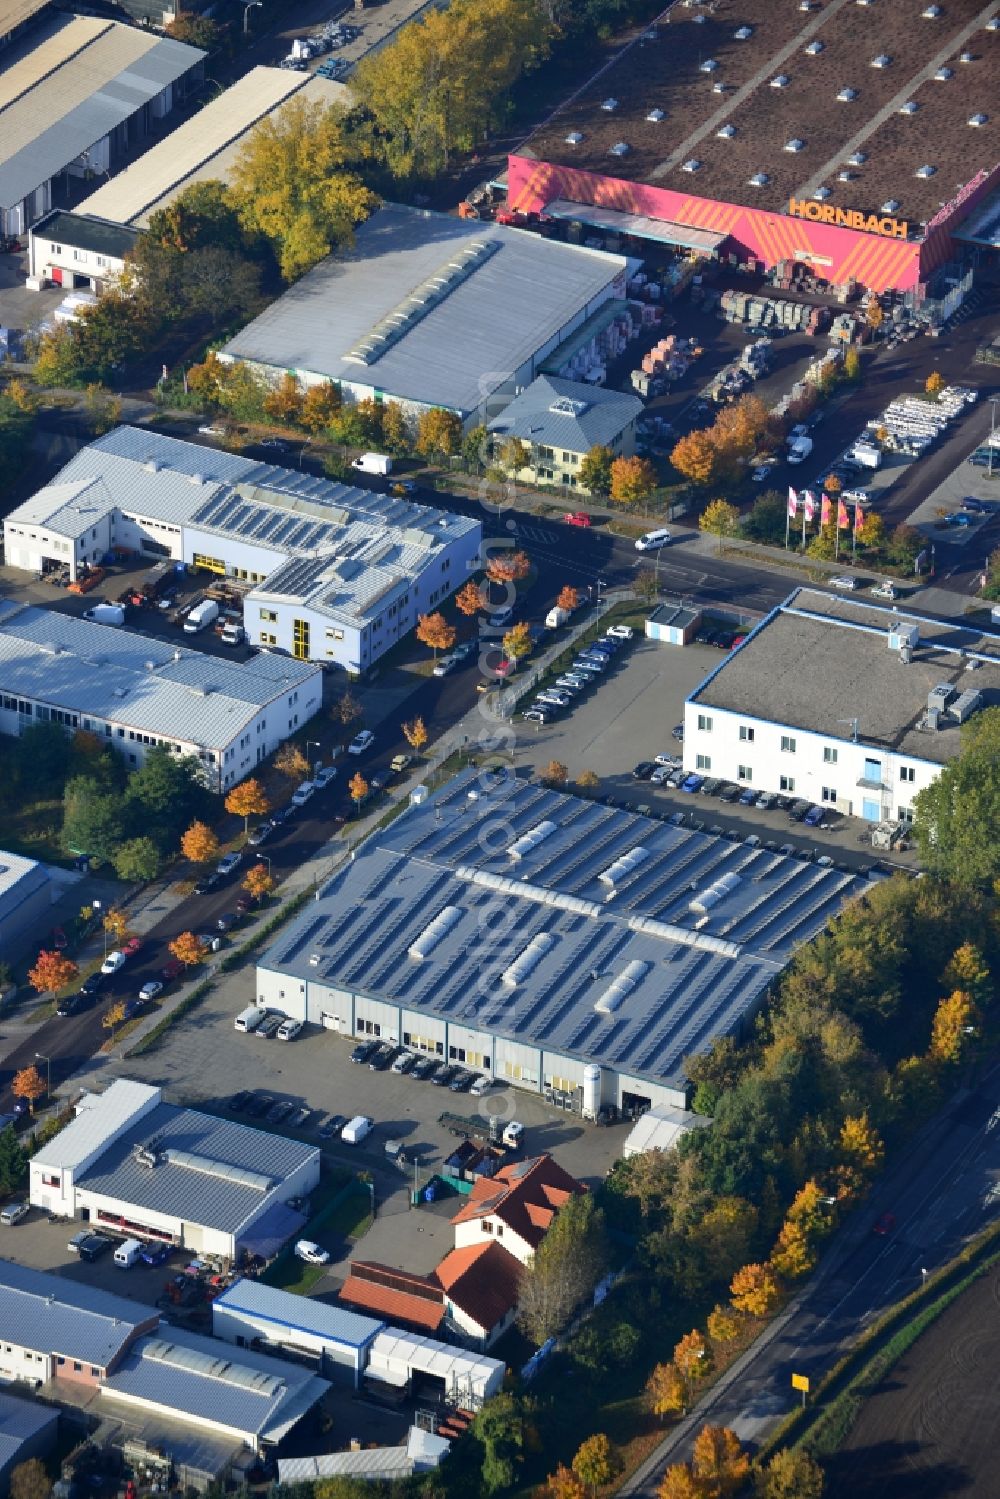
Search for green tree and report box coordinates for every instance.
[572,1433,619,1496]
[755,1447,825,1498]
[125,748,210,844]
[579,444,613,496]
[112,836,162,883]
[743,489,786,545]
[499,436,529,475]
[381,401,410,455]
[416,407,462,460]
[518,1192,607,1343]
[913,708,1000,885]
[62,777,125,865]
[165,12,221,48]
[462,424,489,473]
[0,1123,28,1195]
[228,96,377,281]
[699,498,741,553]
[472,1391,528,1494]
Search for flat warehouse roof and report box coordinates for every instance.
[260,770,869,1092]
[0,0,48,40]
[214,1278,382,1350]
[0,1260,151,1366]
[76,1101,319,1235]
[691,588,1000,764]
[220,201,627,417]
[521,0,1000,227]
[0,17,203,208]
[77,69,347,228]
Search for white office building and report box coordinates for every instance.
[683,588,1000,821]
[2,427,481,674]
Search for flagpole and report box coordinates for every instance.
[802,493,807,550]
[852,504,857,560]
[785,490,791,549]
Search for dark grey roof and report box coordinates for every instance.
[103,1326,329,1443]
[691,588,1000,765]
[260,770,870,1091]
[31,209,138,261]
[0,1389,59,1473]
[76,1103,318,1237]
[0,1260,152,1367]
[488,374,643,454]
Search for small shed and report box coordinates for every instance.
[212,1279,382,1388]
[365,1330,505,1409]
[645,602,701,645]
[622,1104,711,1158]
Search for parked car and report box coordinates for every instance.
[288,1106,311,1130]
[51,925,68,950]
[563,511,591,527]
[291,780,316,808]
[672,724,685,742]
[369,1043,398,1070]
[162,958,184,982]
[295,1239,330,1265]
[700,777,722,796]
[348,730,375,755]
[788,800,811,821]
[390,753,413,775]
[101,950,126,975]
[718,783,739,802]
[488,606,514,629]
[650,765,673,785]
[228,1090,252,1111]
[0,1202,29,1226]
[216,851,243,877]
[632,761,655,780]
[829,575,858,591]
[265,1100,294,1125]
[248,821,274,847]
[141,1242,171,1266]
[256,1012,284,1039]
[68,1230,91,1254]
[315,765,338,788]
[738,786,758,806]
[411,1056,441,1080]
[635,528,672,552]
[554,676,587,695]
[803,804,826,827]
[57,992,87,1017]
[449,1069,474,1092]
[277,1017,303,1041]
[194,871,222,895]
[246,1093,272,1118]
[756,791,778,810]
[318,1113,347,1139]
[121,936,143,958]
[469,1074,493,1096]
[78,1233,114,1262]
[681,774,704,793]
[216,912,237,933]
[606,624,634,641]
[431,1064,459,1087]
[391,1050,418,1074]
[351,1039,379,1064]
[522,708,550,724]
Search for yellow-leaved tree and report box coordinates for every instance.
[228,96,377,281]
[929,988,979,1065]
[645,1361,686,1422]
[181,820,220,865]
[730,1262,779,1318]
[225,778,270,834]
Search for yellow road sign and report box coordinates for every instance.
[791,1373,810,1393]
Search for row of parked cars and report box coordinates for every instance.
[350,1037,493,1096]
[632,761,832,828]
[228,1089,312,1129]
[521,624,634,725]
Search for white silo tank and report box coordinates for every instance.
[582,1065,602,1120]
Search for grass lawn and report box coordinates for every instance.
[0,797,71,865]
[260,1172,366,1296]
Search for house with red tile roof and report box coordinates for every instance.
[450,1155,585,1267]
[435,1241,522,1348]
[338,1262,445,1336]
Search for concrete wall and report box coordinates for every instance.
[213,1305,363,1387]
[0,1343,50,1387]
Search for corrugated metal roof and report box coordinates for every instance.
[0,1390,59,1470]
[0,1260,151,1367]
[262,770,870,1093]
[0,16,110,112]
[0,0,50,42]
[488,373,642,453]
[278,1448,412,1482]
[33,1079,159,1172]
[78,72,349,229]
[0,846,44,904]
[214,1278,382,1351]
[0,600,318,752]
[367,1329,504,1397]
[76,1101,319,1236]
[0,21,203,209]
[221,202,628,418]
[103,1326,329,1442]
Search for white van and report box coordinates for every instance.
[342,1114,374,1146]
[235,1004,267,1033]
[114,1237,142,1268]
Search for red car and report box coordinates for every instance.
[50,926,68,950]
[873,1211,896,1236]
[122,936,143,957]
[563,511,591,528]
[161,958,184,982]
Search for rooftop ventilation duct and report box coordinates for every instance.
[598,846,650,886]
[628,912,742,958]
[899,100,919,114]
[682,159,702,173]
[502,931,557,988]
[601,98,618,111]
[689,871,741,916]
[507,820,557,862]
[969,113,989,126]
[408,904,463,960]
[749,171,770,186]
[609,142,630,156]
[915,164,936,178]
[565,131,583,144]
[700,58,718,72]
[959,50,974,62]
[717,124,737,138]
[771,74,790,88]
[837,86,858,101]
[838,170,857,182]
[805,40,824,54]
[881,198,901,212]
[922,3,941,14]
[784,139,805,153]
[934,66,953,80]
[848,150,868,165]
[734,25,752,39]
[594,960,651,1015]
[871,54,892,68]
[646,108,665,122]
[814,186,832,200]
[454,865,602,919]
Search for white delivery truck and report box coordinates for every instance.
[545,605,572,629]
[221,620,246,646]
[183,599,220,634]
[114,1238,142,1268]
[351,453,393,476]
[235,1004,267,1033]
[342,1114,374,1145]
[83,603,125,626]
[849,441,882,470]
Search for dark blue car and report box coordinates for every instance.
[803,805,825,827]
[681,774,704,793]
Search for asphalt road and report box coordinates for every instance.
[620,1062,1000,1493]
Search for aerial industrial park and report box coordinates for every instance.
[0,0,998,1496]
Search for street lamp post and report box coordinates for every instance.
[988,397,999,479]
[35,1052,51,1101]
[306,739,321,774]
[242,0,262,33]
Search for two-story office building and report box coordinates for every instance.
[683,589,1000,822]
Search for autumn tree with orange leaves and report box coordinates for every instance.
[484,549,530,585]
[27,950,78,996]
[730,1262,779,1318]
[243,863,274,901]
[169,932,207,968]
[181,820,220,865]
[415,611,456,660]
[225,778,270,834]
[455,579,486,616]
[556,585,579,612]
[13,1065,46,1113]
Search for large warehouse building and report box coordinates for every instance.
[30,1080,321,1261]
[684,587,1000,822]
[2,427,481,674]
[0,12,203,237]
[509,0,1000,294]
[257,769,869,1114]
[219,201,629,428]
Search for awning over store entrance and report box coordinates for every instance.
[544,198,730,255]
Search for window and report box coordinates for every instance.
[483,1219,494,1234]
[823,746,838,764]
[73,1362,82,1372]
[737,764,752,781]
[898,805,914,824]
[697,713,713,732]
[292,618,310,660]
[899,765,915,783]
[739,725,755,742]
[821,786,837,803]
[780,735,797,754]
[259,608,277,623]
[696,753,711,771]
[780,774,795,792]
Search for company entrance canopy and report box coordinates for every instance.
[543,199,729,256]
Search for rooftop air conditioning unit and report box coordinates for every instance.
[646,108,665,122]
[682,159,702,173]
[601,98,618,111]
[848,150,867,165]
[899,100,919,114]
[785,138,805,152]
[749,171,770,186]
[969,113,989,126]
[915,164,936,178]
[771,74,790,88]
[872,54,892,68]
[882,198,901,213]
[712,80,728,92]
[734,25,752,39]
[857,0,875,6]
[701,58,718,72]
[959,50,974,62]
[987,16,1000,29]
[814,186,832,200]
[609,141,630,156]
[934,66,953,80]
[838,169,857,181]
[565,130,583,144]
[805,40,824,54]
[922,3,941,14]
[837,86,858,101]
[717,123,737,138]
[800,0,817,9]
